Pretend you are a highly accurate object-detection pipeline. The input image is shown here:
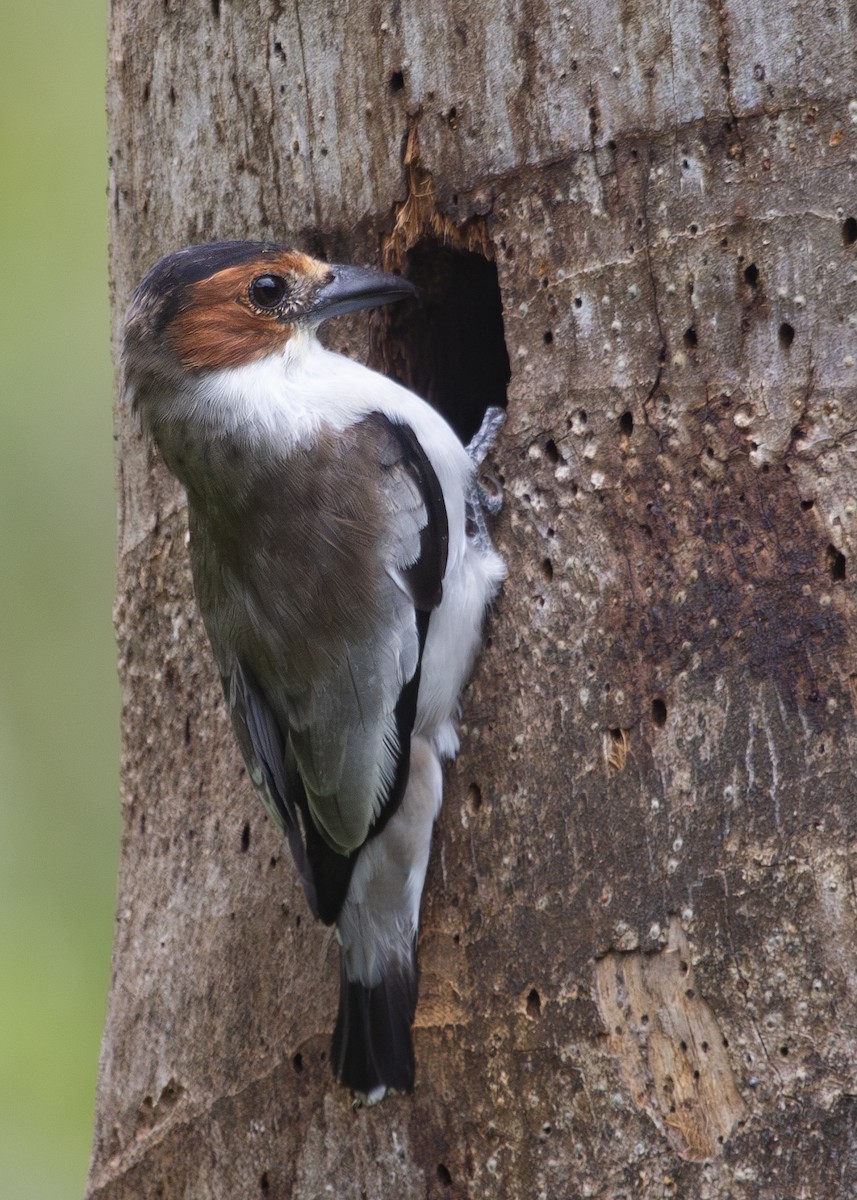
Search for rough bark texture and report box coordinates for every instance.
[94,2,857,1197]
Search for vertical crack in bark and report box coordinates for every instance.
[638,156,668,412]
[264,13,286,228]
[716,869,784,1090]
[290,0,320,227]
[714,0,746,159]
[663,0,681,159]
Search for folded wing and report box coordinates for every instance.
[190,411,448,922]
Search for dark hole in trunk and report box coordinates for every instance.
[374,237,510,445]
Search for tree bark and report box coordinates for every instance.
[93,2,857,1196]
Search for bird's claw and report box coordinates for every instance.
[466,406,506,468]
[476,477,503,516]
[465,408,506,549]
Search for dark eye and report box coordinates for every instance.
[249,274,288,309]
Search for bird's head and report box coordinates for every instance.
[123,240,416,386]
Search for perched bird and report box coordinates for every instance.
[123,240,505,1103]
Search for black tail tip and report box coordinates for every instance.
[332,965,417,1104]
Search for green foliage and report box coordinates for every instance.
[0,4,120,1197]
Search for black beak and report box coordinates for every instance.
[309,264,417,322]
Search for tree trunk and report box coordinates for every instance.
[92,2,857,1196]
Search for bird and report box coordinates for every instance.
[122,239,506,1103]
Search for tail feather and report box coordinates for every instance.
[331,737,442,1102]
[332,950,418,1103]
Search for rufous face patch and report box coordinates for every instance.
[167,251,332,371]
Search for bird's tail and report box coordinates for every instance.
[331,735,442,1103]
[332,946,418,1103]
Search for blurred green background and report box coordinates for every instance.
[0,4,119,1198]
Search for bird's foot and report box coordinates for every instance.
[465,408,506,548]
[466,406,506,468]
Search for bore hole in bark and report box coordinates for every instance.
[542,557,554,583]
[526,988,542,1017]
[828,545,846,581]
[652,697,667,726]
[605,726,630,771]
[574,296,583,308]
[260,1172,270,1194]
[388,70,405,93]
[211,0,220,16]
[619,410,634,436]
[544,438,560,463]
[292,1052,303,1073]
[842,217,857,245]
[744,262,759,286]
[378,238,510,444]
[684,326,698,349]
[779,1044,789,1057]
[543,329,553,344]
[467,782,482,813]
[778,322,795,349]
[801,498,814,511]
[437,1164,452,1187]
[241,822,250,851]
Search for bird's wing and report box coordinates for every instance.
[190,411,448,923]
